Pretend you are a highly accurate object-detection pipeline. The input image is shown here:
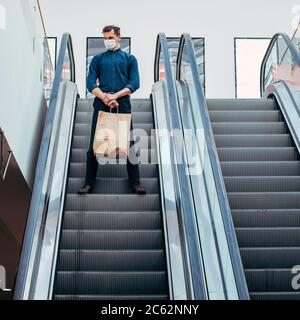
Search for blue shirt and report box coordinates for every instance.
[86,48,140,99]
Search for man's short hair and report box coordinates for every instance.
[102,25,121,36]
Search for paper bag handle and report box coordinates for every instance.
[109,106,119,114]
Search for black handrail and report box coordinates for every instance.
[154,33,207,300]
[176,33,250,300]
[260,33,300,97]
[14,33,75,299]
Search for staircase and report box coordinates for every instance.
[208,98,300,300]
[53,98,169,300]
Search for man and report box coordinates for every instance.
[78,25,146,195]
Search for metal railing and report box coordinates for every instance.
[260,33,300,97]
[14,33,76,300]
[176,33,249,300]
[36,0,55,100]
[154,33,208,300]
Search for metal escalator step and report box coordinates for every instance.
[245,269,297,292]
[76,100,93,112]
[207,99,276,111]
[69,163,158,178]
[221,162,300,176]
[212,122,287,134]
[75,112,92,124]
[218,148,297,162]
[54,294,168,300]
[65,194,160,212]
[54,271,167,295]
[228,192,300,209]
[131,102,153,113]
[209,110,281,122]
[72,135,156,150]
[60,230,164,250]
[250,292,300,300]
[57,250,166,272]
[240,247,300,269]
[132,123,155,135]
[75,112,153,124]
[70,149,158,165]
[74,123,154,136]
[215,135,292,148]
[232,209,300,228]
[67,177,159,194]
[236,227,300,247]
[63,211,162,230]
[224,176,300,193]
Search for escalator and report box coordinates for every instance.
[53,98,169,300]
[13,33,199,300]
[207,98,300,300]
[175,33,300,300]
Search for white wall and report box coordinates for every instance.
[39,0,300,99]
[0,0,47,189]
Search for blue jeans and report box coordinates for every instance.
[84,96,140,189]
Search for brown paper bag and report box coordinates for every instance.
[93,109,131,161]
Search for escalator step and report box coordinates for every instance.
[232,209,300,228]
[236,227,300,247]
[72,135,156,149]
[240,247,300,268]
[221,161,300,176]
[225,176,300,192]
[209,110,281,122]
[65,194,160,211]
[75,111,153,124]
[207,99,276,111]
[67,177,159,194]
[212,122,287,134]
[250,292,300,300]
[70,148,158,164]
[245,269,297,292]
[228,192,300,209]
[215,135,292,148]
[60,230,164,250]
[63,211,162,230]
[218,148,297,162]
[69,163,158,178]
[57,250,166,272]
[54,271,168,295]
[74,123,154,136]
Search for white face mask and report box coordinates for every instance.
[104,39,117,51]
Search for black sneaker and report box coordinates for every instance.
[132,184,146,195]
[77,185,93,195]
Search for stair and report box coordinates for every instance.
[207,98,300,300]
[53,98,169,300]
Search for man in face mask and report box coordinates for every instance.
[78,25,146,195]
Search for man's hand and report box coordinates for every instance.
[100,93,119,108]
[101,93,111,105]
[106,93,119,101]
[107,100,119,108]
